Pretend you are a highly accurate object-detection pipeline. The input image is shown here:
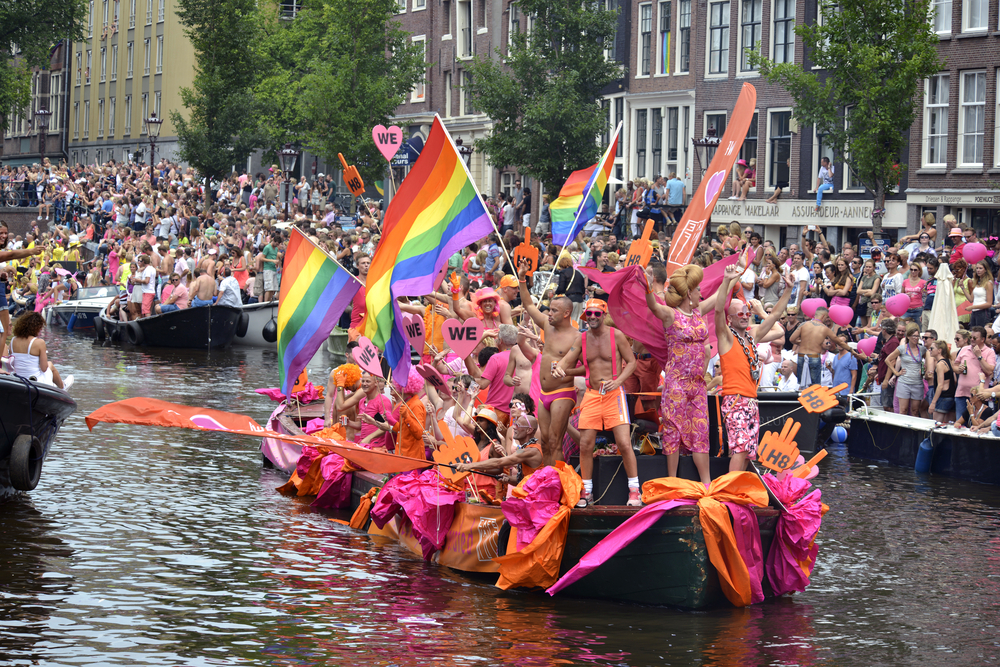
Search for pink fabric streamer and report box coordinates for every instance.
[500,467,564,551]
[370,469,465,560]
[303,418,326,434]
[579,254,740,366]
[761,474,826,596]
[254,381,324,403]
[312,453,352,509]
[724,502,764,604]
[295,445,326,479]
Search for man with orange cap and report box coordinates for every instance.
[554,298,640,507]
[497,274,520,324]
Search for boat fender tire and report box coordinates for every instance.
[496,520,511,558]
[110,325,122,343]
[236,312,250,338]
[9,433,43,491]
[126,321,144,345]
[94,315,106,341]
[262,318,278,343]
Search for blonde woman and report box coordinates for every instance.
[962,260,994,328]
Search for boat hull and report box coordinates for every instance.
[97,305,241,349]
[233,301,278,348]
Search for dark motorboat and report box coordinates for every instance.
[0,374,77,494]
[95,303,245,349]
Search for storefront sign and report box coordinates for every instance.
[906,192,1000,206]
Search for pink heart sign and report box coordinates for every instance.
[402,313,426,354]
[416,363,452,399]
[443,318,484,359]
[703,169,727,206]
[352,336,384,377]
[372,125,404,162]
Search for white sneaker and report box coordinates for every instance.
[63,375,74,390]
[728,195,739,200]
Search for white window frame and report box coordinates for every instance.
[457,0,474,58]
[144,38,150,75]
[771,0,794,64]
[98,98,104,137]
[100,46,107,82]
[84,100,90,138]
[959,70,986,166]
[127,42,134,78]
[158,0,165,22]
[73,102,80,139]
[676,0,691,73]
[125,94,132,134]
[86,50,92,84]
[76,52,82,85]
[442,0,452,38]
[109,96,115,136]
[396,0,406,12]
[923,73,949,168]
[738,0,762,73]
[410,35,427,103]
[842,107,865,192]
[656,1,671,75]
[156,35,163,73]
[88,1,94,37]
[413,0,426,10]
[706,0,730,77]
[146,0,152,25]
[508,2,520,49]
[103,0,109,26]
[638,3,652,78]
[931,0,951,34]
[154,91,160,116]
[962,0,987,32]
[764,107,791,191]
[461,70,475,116]
[444,71,452,117]
[141,92,148,134]
[996,71,1000,167]
[634,108,649,178]
[129,0,136,28]
[111,44,118,80]
[810,126,835,193]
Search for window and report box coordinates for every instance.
[508,2,520,48]
[76,52,82,85]
[603,0,616,61]
[86,50,92,84]
[600,99,610,146]
[767,110,791,188]
[740,0,761,71]
[98,98,104,137]
[74,102,80,139]
[96,149,102,165]
[639,3,652,76]
[158,0,164,22]
[615,97,624,157]
[156,35,163,73]
[652,109,663,176]
[414,0,425,9]
[932,0,951,32]
[706,111,727,137]
[127,42,134,77]
[146,0,152,24]
[100,47,107,82]
[960,71,986,165]
[397,0,405,12]
[677,0,691,73]
[411,36,426,102]
[103,0,109,26]
[84,100,90,138]
[708,0,730,75]
[477,0,485,28]
[996,72,1000,166]
[130,0,136,27]
[458,0,473,58]
[636,109,648,177]
[50,74,63,130]
[741,111,758,166]
[443,0,452,35]
[125,94,132,134]
[772,0,794,63]
[843,108,864,190]
[813,128,835,191]
[444,72,452,117]
[109,96,115,135]
[667,107,680,175]
[114,0,119,24]
[461,70,476,115]
[963,0,986,31]
[658,1,671,74]
[111,44,118,80]
[154,91,160,116]
[141,92,148,133]
[72,151,78,165]
[924,74,949,167]
[144,38,150,75]
[88,1,94,37]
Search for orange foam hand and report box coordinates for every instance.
[798,383,848,414]
[757,418,801,472]
[338,153,365,197]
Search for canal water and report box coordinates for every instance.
[2,329,999,666]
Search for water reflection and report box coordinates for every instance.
[0,329,999,666]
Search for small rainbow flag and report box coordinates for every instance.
[549,122,622,246]
[364,115,494,379]
[278,228,361,396]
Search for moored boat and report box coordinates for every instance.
[44,286,122,332]
[95,303,244,349]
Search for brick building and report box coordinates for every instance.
[2,44,72,168]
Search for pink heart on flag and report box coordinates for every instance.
[352,336,384,377]
[416,363,452,399]
[443,318,484,359]
[372,125,404,162]
[703,170,727,207]
[402,313,426,354]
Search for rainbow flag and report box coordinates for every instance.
[278,228,361,396]
[549,122,622,246]
[364,115,493,378]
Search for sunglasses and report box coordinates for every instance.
[584,310,604,318]
[510,401,525,410]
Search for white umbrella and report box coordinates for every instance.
[928,262,958,349]
[607,175,625,186]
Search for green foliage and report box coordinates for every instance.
[750,0,940,232]
[171,0,269,193]
[255,0,426,184]
[0,0,87,134]
[464,0,621,195]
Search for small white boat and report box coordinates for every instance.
[44,286,122,332]
[233,301,278,348]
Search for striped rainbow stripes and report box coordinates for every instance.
[364,115,493,379]
[278,228,361,396]
[550,122,622,246]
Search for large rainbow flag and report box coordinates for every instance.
[549,122,622,246]
[364,115,494,379]
[278,228,361,396]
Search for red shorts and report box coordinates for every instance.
[141,292,155,316]
[579,387,629,431]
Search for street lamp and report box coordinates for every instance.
[692,127,720,175]
[455,137,473,168]
[144,112,163,186]
[34,106,52,165]
[278,144,300,216]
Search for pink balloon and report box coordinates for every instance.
[801,298,826,319]
[886,293,911,317]
[963,242,987,264]
[829,304,854,327]
[858,336,878,356]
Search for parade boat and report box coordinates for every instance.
[233,301,279,348]
[0,373,77,495]
[847,406,1000,485]
[44,286,122,332]
[95,303,245,349]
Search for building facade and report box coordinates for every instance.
[2,44,71,168]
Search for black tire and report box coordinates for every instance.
[10,434,43,491]
[94,315,106,341]
[236,312,250,338]
[126,320,144,345]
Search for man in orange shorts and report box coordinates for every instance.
[554,298,640,507]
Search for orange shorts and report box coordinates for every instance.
[578,387,629,431]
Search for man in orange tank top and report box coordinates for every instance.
[714,265,794,472]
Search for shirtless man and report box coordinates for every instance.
[189,268,216,307]
[554,298,640,506]
[503,326,536,396]
[496,275,520,325]
[517,259,581,466]
[790,306,867,385]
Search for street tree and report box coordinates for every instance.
[463,0,620,196]
[0,0,87,134]
[171,0,269,203]
[751,0,940,235]
[255,0,425,184]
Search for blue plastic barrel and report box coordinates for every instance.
[66,314,76,332]
[915,437,934,474]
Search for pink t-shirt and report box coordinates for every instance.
[903,278,926,309]
[170,284,190,309]
[955,345,996,398]
[482,350,514,412]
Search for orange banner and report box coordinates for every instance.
[667,83,758,274]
